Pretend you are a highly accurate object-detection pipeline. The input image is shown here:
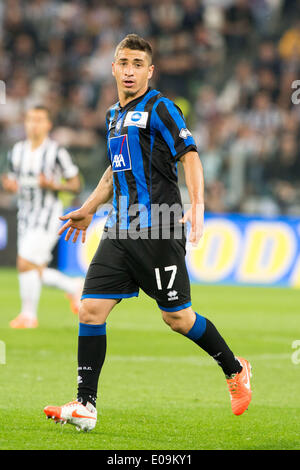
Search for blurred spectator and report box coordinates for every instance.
[265,133,300,214]
[218,59,257,112]
[150,0,183,34]
[249,0,273,34]
[195,85,219,123]
[281,0,300,19]
[223,0,255,53]
[182,0,204,31]
[205,181,227,213]
[279,18,300,62]
[256,67,279,101]
[193,21,225,81]
[156,31,195,95]
[86,38,115,83]
[199,129,224,186]
[226,124,259,210]
[128,8,153,38]
[241,90,283,135]
[255,39,281,76]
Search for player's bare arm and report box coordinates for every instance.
[58,166,113,244]
[179,151,205,246]
[39,174,81,194]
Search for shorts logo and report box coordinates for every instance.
[167,290,178,301]
[124,111,148,128]
[179,128,192,139]
[109,135,132,172]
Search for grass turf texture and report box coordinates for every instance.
[0,268,299,450]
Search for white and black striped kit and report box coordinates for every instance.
[8,138,78,238]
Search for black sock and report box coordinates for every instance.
[77,323,107,407]
[186,313,242,377]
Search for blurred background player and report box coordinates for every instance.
[2,105,83,328]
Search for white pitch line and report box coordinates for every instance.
[109,353,291,366]
[109,323,167,332]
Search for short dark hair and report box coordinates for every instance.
[28,105,52,121]
[114,34,152,64]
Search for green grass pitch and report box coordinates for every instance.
[0,268,299,450]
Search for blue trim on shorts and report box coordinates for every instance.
[157,301,192,312]
[81,292,139,300]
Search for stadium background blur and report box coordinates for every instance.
[1,0,300,218]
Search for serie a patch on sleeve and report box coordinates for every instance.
[179,128,192,139]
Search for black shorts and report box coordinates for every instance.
[81,230,191,312]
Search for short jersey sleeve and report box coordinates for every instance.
[105,105,119,166]
[6,142,22,177]
[105,109,111,133]
[55,147,79,179]
[7,149,14,175]
[152,98,197,161]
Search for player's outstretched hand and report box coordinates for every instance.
[179,203,204,247]
[58,208,94,244]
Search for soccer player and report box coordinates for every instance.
[2,105,83,328]
[44,35,252,431]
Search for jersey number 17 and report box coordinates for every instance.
[154,265,177,290]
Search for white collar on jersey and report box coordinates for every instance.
[26,136,51,153]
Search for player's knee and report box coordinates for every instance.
[79,302,98,323]
[161,308,195,335]
[161,310,186,334]
[17,257,37,273]
[79,298,116,324]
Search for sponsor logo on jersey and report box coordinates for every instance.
[124,111,149,129]
[19,175,39,188]
[179,128,192,139]
[109,134,132,172]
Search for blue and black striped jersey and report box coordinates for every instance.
[105,87,197,231]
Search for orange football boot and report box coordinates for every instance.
[10,314,38,329]
[226,356,252,416]
[66,278,84,315]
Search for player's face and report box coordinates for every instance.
[25,109,52,141]
[112,49,154,101]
